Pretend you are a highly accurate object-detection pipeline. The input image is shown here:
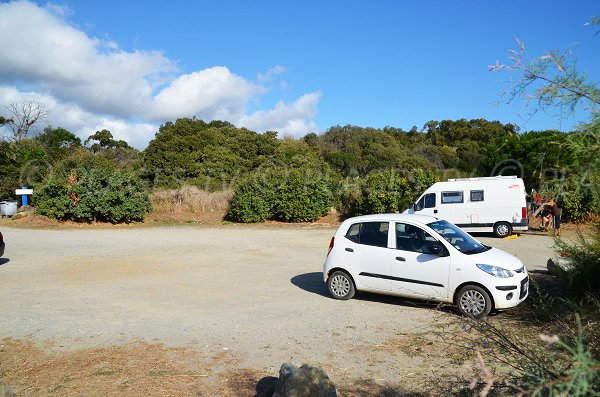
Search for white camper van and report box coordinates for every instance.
[407,176,528,237]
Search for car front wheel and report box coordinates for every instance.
[327,271,355,300]
[456,285,492,319]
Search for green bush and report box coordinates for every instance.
[273,170,332,222]
[552,222,600,299]
[34,154,151,223]
[226,176,276,223]
[226,168,332,223]
[338,169,437,216]
[541,176,593,222]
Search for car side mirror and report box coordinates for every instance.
[429,244,445,256]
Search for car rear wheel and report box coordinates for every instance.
[494,222,512,238]
[456,285,492,319]
[327,271,355,300]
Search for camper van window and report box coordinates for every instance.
[470,190,484,202]
[415,196,425,211]
[424,193,436,208]
[441,191,463,204]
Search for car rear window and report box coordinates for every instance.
[345,222,389,248]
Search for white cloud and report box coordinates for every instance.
[0,86,156,149]
[0,1,321,147]
[239,92,322,136]
[257,65,286,82]
[152,67,264,121]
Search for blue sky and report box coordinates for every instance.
[0,1,598,146]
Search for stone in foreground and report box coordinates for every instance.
[272,363,337,397]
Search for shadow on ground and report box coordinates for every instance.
[290,272,457,315]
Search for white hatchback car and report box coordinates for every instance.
[323,214,529,318]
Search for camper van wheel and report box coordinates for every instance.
[493,222,512,238]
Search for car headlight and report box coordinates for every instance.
[476,264,513,278]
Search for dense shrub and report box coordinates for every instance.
[34,154,151,223]
[273,170,332,222]
[338,169,437,216]
[226,176,276,223]
[143,118,278,189]
[226,168,332,223]
[552,222,600,299]
[0,139,50,199]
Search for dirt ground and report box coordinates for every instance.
[0,225,559,395]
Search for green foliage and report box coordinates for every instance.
[338,169,437,216]
[226,168,332,223]
[85,129,131,152]
[552,222,600,299]
[0,141,20,199]
[273,170,332,222]
[36,126,81,162]
[226,174,277,223]
[84,129,140,168]
[143,118,278,189]
[491,39,600,114]
[34,153,150,223]
[0,139,49,199]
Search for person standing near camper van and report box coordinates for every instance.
[549,199,561,236]
[540,202,552,231]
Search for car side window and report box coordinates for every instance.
[345,222,389,248]
[395,222,438,254]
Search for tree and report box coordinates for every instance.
[489,18,600,115]
[142,118,278,189]
[36,126,82,162]
[490,16,599,220]
[0,116,12,126]
[3,101,48,141]
[85,129,131,153]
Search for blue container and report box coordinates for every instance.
[21,186,29,206]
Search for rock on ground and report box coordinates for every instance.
[272,363,337,397]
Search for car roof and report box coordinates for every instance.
[341,213,439,225]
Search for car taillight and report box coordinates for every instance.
[522,207,527,220]
[0,232,3,242]
[327,237,335,256]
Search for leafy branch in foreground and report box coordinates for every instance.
[489,38,599,115]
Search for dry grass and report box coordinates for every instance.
[0,339,259,397]
[150,185,234,214]
[0,339,428,397]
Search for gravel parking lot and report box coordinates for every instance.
[0,225,555,391]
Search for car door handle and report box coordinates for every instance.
[395,256,406,262]
[345,248,354,252]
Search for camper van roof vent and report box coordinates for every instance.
[447,175,518,182]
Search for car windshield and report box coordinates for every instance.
[427,220,490,254]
